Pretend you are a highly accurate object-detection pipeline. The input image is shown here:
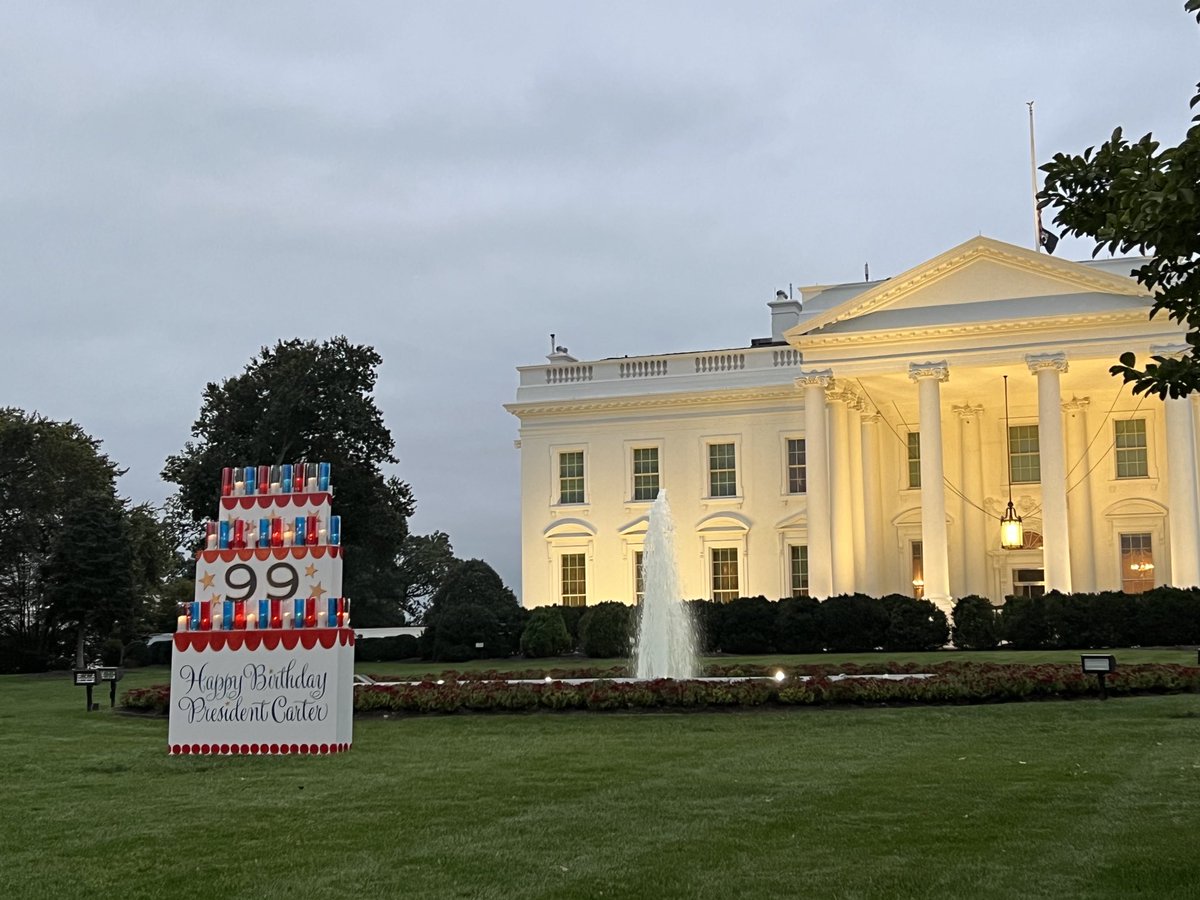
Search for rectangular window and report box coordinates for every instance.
[1114,419,1149,479]
[1120,533,1155,593]
[790,545,809,598]
[1008,425,1041,484]
[561,553,587,606]
[708,443,737,497]
[632,447,660,501]
[786,438,807,494]
[1012,568,1046,599]
[633,550,645,605]
[911,541,924,599]
[906,432,921,489]
[558,451,584,504]
[711,547,739,602]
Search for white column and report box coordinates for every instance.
[798,370,833,599]
[1063,397,1096,592]
[848,399,868,594]
[860,412,884,597]
[828,386,856,595]
[1165,397,1200,587]
[909,361,951,613]
[953,404,987,597]
[1026,353,1072,593]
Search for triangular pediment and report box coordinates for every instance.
[786,236,1150,341]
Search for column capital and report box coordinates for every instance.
[1150,343,1189,360]
[796,369,833,389]
[1025,351,1068,374]
[1062,395,1091,412]
[908,361,949,383]
[861,412,882,424]
[952,403,984,419]
[826,383,861,407]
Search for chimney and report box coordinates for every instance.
[769,289,803,341]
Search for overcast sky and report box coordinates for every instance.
[2,2,1196,599]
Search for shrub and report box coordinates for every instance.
[881,595,949,651]
[999,593,1050,649]
[818,594,889,652]
[1135,587,1200,645]
[520,607,574,658]
[685,599,725,653]
[147,638,173,666]
[100,637,124,666]
[420,559,526,660]
[122,640,149,668]
[719,596,777,654]
[553,604,587,648]
[952,596,1000,649]
[578,602,634,658]
[357,634,421,662]
[775,596,822,653]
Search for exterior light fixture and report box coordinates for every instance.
[773,671,786,682]
[1000,374,1024,550]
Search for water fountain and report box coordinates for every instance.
[633,490,699,680]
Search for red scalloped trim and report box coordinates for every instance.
[219,493,331,511]
[170,742,351,756]
[195,546,343,563]
[173,627,354,652]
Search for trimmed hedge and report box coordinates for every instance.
[520,607,573,658]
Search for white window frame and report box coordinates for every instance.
[904,431,921,491]
[709,546,741,603]
[559,551,589,607]
[625,439,664,504]
[788,544,809,598]
[550,444,589,507]
[1118,531,1156,593]
[781,434,807,496]
[701,435,743,503]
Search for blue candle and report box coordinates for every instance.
[317,462,331,492]
[222,600,234,630]
[258,598,269,629]
[281,463,293,493]
[258,518,270,547]
[329,515,341,546]
[294,516,306,547]
[218,520,230,550]
[244,465,257,495]
[190,601,201,630]
[327,596,337,627]
[293,597,306,628]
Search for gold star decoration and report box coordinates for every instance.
[208,593,223,604]
[199,572,216,590]
[305,564,318,578]
[309,582,328,601]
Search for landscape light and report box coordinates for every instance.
[1080,654,1116,700]
[773,671,786,682]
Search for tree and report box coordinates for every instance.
[1039,0,1200,398]
[419,559,526,661]
[0,409,126,670]
[396,531,459,623]
[162,338,417,620]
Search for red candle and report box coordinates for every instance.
[305,515,318,546]
[234,600,246,630]
[257,465,270,494]
[200,600,212,631]
[293,462,307,493]
[232,519,245,549]
[336,597,346,628]
[221,467,233,497]
[269,599,282,629]
[304,597,317,628]
[271,517,283,548]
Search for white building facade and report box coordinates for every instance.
[506,237,1200,615]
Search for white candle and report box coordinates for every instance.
[177,614,187,632]
[247,612,257,630]
[282,611,293,630]
[234,480,245,496]
[206,535,217,550]
[306,476,318,492]
[319,527,328,545]
[284,528,294,547]
[270,482,281,494]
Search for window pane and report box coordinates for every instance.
[711,547,739,602]
[634,550,644,605]
[911,541,924,599]
[790,544,808,598]
[1008,425,1041,484]
[632,447,660,501]
[1120,532,1154,593]
[787,438,807,494]
[907,432,921,488]
[561,553,587,606]
[708,443,737,497]
[1114,419,1148,478]
[559,451,584,504]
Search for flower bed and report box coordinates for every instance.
[121,663,1200,717]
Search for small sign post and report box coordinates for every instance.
[73,669,99,711]
[97,667,124,708]
[1080,654,1117,700]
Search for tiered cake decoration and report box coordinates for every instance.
[182,462,349,632]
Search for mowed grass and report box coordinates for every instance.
[3,655,1200,900]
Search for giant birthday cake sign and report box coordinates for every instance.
[168,463,354,756]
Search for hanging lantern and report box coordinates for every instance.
[1000,501,1024,550]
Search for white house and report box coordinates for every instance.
[505,236,1200,615]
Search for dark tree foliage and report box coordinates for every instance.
[718,596,778,654]
[774,596,822,653]
[1039,0,1200,398]
[0,409,127,670]
[880,595,949,652]
[578,601,634,658]
[420,559,526,661]
[397,531,459,622]
[951,596,1001,650]
[162,338,417,622]
[817,594,889,652]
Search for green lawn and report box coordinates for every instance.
[4,655,1200,899]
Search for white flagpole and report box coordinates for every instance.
[1028,100,1041,252]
